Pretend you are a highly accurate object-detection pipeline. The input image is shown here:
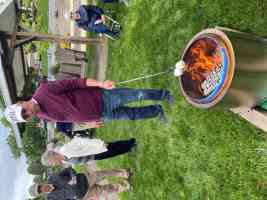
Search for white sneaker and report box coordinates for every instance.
[119,0,129,7]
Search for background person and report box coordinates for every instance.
[56,122,96,138]
[41,138,136,166]
[29,167,131,200]
[70,5,120,38]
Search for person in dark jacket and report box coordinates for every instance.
[28,167,131,200]
[5,78,173,126]
[70,5,120,37]
[56,122,95,138]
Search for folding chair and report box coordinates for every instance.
[100,14,122,40]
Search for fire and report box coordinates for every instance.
[185,38,222,82]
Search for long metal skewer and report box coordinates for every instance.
[116,68,173,85]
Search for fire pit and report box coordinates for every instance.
[179,27,267,108]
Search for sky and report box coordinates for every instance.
[0,125,34,200]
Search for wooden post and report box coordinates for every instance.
[0,31,103,45]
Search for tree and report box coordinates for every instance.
[27,159,46,175]
[21,122,46,161]
[0,117,12,128]
[0,94,4,109]
[21,71,39,98]
[6,134,22,159]
[33,175,42,183]
[21,122,47,175]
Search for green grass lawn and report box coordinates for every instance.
[92,1,267,200]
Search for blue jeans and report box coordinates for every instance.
[91,23,118,37]
[101,88,170,121]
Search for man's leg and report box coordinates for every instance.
[101,180,130,193]
[104,104,166,121]
[93,23,118,37]
[102,89,171,121]
[103,88,172,109]
[87,180,130,200]
[93,169,130,183]
[94,138,136,160]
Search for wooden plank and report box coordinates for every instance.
[230,107,267,132]
[0,31,103,45]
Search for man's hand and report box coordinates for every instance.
[86,121,103,128]
[94,15,105,25]
[94,19,103,25]
[68,176,77,185]
[101,80,115,90]
[101,15,106,23]
[86,79,115,89]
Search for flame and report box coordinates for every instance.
[185,38,222,82]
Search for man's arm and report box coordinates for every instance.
[86,79,115,89]
[94,15,106,25]
[73,121,103,131]
[68,155,95,165]
[47,78,115,94]
[47,79,87,94]
[75,121,103,129]
[83,5,104,15]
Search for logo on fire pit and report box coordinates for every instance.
[201,65,223,96]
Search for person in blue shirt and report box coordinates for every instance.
[71,5,120,38]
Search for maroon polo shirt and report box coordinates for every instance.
[33,79,102,122]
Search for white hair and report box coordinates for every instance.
[41,149,56,166]
[41,143,57,166]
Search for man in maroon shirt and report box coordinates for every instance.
[4,78,173,128]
